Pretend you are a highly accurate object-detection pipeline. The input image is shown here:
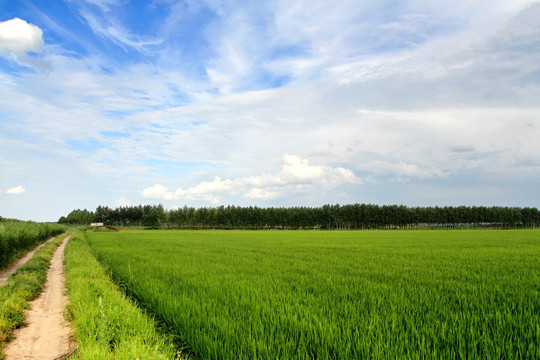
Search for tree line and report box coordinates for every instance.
[59,204,540,229]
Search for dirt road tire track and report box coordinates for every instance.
[4,235,75,360]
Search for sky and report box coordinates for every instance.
[0,0,539,222]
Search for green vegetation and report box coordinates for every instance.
[64,231,181,359]
[0,220,66,270]
[61,203,540,229]
[0,232,68,359]
[86,230,540,359]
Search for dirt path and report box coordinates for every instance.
[0,237,56,286]
[4,235,75,360]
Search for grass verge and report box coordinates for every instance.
[64,231,182,359]
[0,231,69,359]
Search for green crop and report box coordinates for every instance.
[64,231,181,360]
[86,230,540,359]
[0,221,66,270]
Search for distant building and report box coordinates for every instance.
[90,222,104,227]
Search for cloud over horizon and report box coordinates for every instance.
[141,155,360,204]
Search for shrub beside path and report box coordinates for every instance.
[3,235,75,360]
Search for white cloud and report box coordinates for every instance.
[0,18,44,67]
[141,155,361,204]
[82,0,125,12]
[281,155,324,181]
[363,161,449,179]
[115,197,131,207]
[5,186,26,195]
[0,18,43,55]
[140,184,176,201]
[78,9,162,54]
[244,188,280,200]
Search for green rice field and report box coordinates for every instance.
[85,230,540,359]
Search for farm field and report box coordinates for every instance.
[85,230,540,359]
[0,221,66,270]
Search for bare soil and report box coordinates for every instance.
[0,238,56,286]
[4,235,75,360]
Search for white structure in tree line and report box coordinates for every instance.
[90,222,104,227]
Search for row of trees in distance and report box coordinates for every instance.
[59,204,540,229]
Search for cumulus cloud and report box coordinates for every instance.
[141,155,361,204]
[5,186,26,195]
[140,184,176,201]
[115,197,131,207]
[0,18,45,67]
[244,187,280,200]
[282,155,324,181]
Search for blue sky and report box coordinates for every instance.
[1,0,539,221]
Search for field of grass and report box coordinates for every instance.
[64,231,181,359]
[0,222,66,270]
[85,230,540,359]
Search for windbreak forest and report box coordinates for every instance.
[59,204,540,229]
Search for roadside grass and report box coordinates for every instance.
[0,231,69,359]
[64,231,182,360]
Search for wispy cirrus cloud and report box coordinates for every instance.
[79,9,163,54]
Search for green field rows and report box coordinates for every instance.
[64,232,180,359]
[85,230,540,359]
[0,222,66,270]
